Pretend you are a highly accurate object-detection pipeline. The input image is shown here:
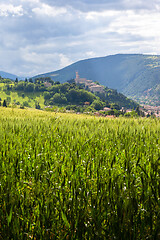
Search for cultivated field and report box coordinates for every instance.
[0,108,160,239]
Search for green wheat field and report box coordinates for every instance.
[0,107,160,239]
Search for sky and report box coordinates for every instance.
[1,0,160,77]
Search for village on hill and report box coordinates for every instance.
[74,72,160,117]
[75,71,104,93]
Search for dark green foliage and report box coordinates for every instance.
[49,93,67,104]
[35,102,41,109]
[0,78,12,84]
[66,89,95,104]
[44,92,51,100]
[55,81,60,84]
[106,109,120,116]
[96,89,137,109]
[20,105,25,109]
[91,99,104,110]
[14,82,25,91]
[23,101,30,107]
[3,99,7,107]
[25,83,34,92]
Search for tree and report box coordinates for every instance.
[55,81,60,85]
[24,83,34,92]
[66,89,80,103]
[23,101,30,107]
[135,106,140,116]
[14,82,24,91]
[110,103,120,110]
[91,100,104,110]
[3,100,7,107]
[44,92,51,100]
[50,93,67,104]
[35,103,41,109]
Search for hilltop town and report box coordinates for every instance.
[74,72,160,117]
[75,72,104,93]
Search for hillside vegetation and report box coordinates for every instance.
[33,54,160,105]
[0,108,160,239]
[0,76,138,113]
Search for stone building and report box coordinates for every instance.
[75,71,104,93]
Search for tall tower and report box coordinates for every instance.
[75,71,79,83]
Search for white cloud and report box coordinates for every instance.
[0,4,24,16]
[106,10,160,39]
[32,3,67,17]
[59,54,72,69]
[85,51,96,58]
[85,10,119,20]
[21,0,40,3]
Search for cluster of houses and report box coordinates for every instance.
[140,105,160,117]
[75,72,104,93]
[93,105,160,118]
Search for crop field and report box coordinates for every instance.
[0,108,160,239]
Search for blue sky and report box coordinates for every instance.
[0,0,160,77]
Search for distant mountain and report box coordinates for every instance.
[0,71,23,80]
[33,54,160,105]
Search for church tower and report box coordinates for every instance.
[75,71,79,83]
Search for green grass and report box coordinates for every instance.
[0,108,160,239]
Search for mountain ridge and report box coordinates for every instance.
[0,71,24,80]
[32,54,160,105]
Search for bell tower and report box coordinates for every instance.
[75,71,79,83]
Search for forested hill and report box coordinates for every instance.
[0,76,138,112]
[33,54,160,104]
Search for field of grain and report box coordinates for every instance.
[0,108,160,239]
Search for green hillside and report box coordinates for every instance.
[0,83,44,109]
[33,54,160,105]
[0,76,138,113]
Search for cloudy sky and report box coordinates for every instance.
[1,0,160,77]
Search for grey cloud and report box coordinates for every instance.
[41,0,160,11]
[0,0,160,76]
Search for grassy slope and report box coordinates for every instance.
[0,83,44,108]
